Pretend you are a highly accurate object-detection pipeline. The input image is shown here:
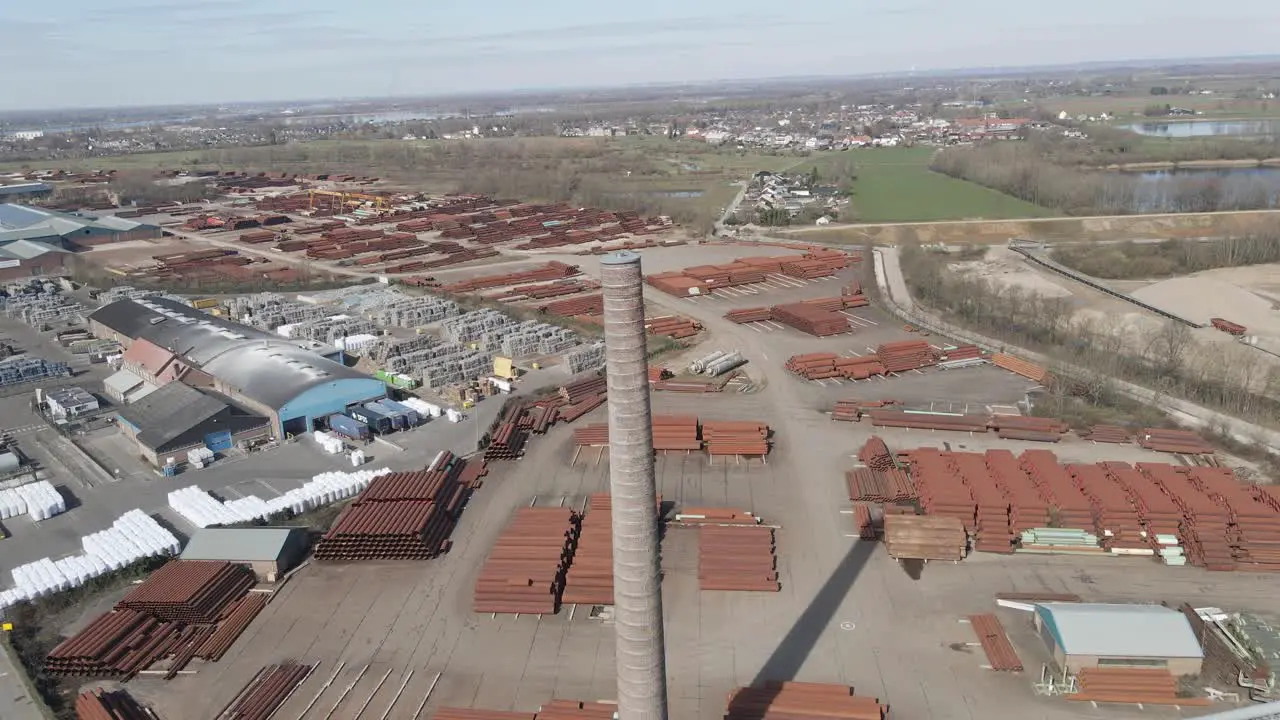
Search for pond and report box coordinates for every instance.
[1128,166,1280,212]
[1122,119,1280,138]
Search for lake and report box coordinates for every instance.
[1129,166,1280,212]
[1123,119,1280,138]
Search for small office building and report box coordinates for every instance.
[1034,603,1204,676]
[180,527,310,581]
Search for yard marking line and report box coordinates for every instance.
[766,320,785,329]
[325,664,370,719]
[857,315,879,326]
[353,667,395,720]
[377,670,414,720]
[296,660,345,720]
[409,673,443,720]
[847,349,862,357]
[745,323,761,333]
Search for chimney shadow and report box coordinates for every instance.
[726,538,879,717]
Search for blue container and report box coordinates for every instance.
[365,401,406,431]
[347,405,392,434]
[328,413,370,441]
[378,399,421,427]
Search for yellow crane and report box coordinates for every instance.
[308,189,392,213]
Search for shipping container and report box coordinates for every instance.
[377,399,421,427]
[366,400,407,431]
[347,404,393,434]
[328,413,370,441]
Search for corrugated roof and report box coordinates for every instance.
[91,297,378,410]
[122,337,176,377]
[117,382,229,449]
[0,203,156,243]
[0,239,66,260]
[0,182,53,196]
[181,527,304,562]
[0,204,53,229]
[104,368,145,396]
[1036,603,1203,659]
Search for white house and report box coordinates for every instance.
[44,386,99,419]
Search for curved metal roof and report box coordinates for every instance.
[90,297,374,410]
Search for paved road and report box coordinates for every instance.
[873,245,1280,452]
[775,206,1280,233]
[0,643,45,720]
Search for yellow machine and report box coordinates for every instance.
[191,297,220,310]
[308,189,392,213]
[493,356,520,380]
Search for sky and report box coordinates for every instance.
[2,0,1280,111]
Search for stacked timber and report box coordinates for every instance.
[909,449,976,531]
[539,294,603,318]
[867,410,988,432]
[1067,668,1207,707]
[725,681,889,720]
[572,415,702,451]
[771,302,851,336]
[876,341,936,372]
[1190,467,1280,570]
[561,495,615,605]
[968,614,1023,671]
[990,415,1068,442]
[952,453,1015,553]
[314,453,477,560]
[703,420,770,457]
[221,664,315,720]
[939,344,982,361]
[486,402,530,460]
[1021,450,1095,533]
[699,525,779,591]
[433,710,532,720]
[116,560,255,623]
[832,399,896,422]
[648,365,673,383]
[1081,425,1132,443]
[652,377,726,393]
[75,688,154,720]
[1138,428,1214,455]
[884,514,966,561]
[560,375,607,404]
[786,353,886,381]
[557,393,605,423]
[985,450,1051,533]
[1068,464,1147,551]
[535,701,617,719]
[645,315,702,339]
[674,507,760,525]
[45,609,174,679]
[854,503,878,539]
[846,468,915,502]
[991,353,1050,383]
[473,507,579,614]
[857,436,895,471]
[195,593,268,662]
[1101,462,1183,539]
[726,307,774,324]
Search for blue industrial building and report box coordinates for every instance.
[89,297,386,441]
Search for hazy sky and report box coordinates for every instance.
[2,0,1279,110]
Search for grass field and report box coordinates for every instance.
[808,146,1056,223]
[1029,93,1280,120]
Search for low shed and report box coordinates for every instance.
[180,527,309,581]
[1034,602,1203,675]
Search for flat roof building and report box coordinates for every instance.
[115,382,270,466]
[43,386,99,419]
[180,526,310,581]
[90,297,384,439]
[1034,603,1204,675]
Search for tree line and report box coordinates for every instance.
[931,138,1280,215]
[898,243,1280,427]
[1052,229,1280,279]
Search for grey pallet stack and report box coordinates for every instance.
[418,350,492,389]
[0,356,70,387]
[364,295,459,328]
[565,342,606,374]
[288,316,379,343]
[3,294,84,325]
[494,321,579,358]
[96,286,163,304]
[369,335,436,364]
[441,310,516,344]
[67,338,121,355]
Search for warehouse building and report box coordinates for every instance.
[180,527,310,581]
[116,382,271,466]
[1034,603,1204,675]
[90,297,384,438]
[43,386,99,419]
[0,182,54,203]
[0,239,69,281]
[0,203,161,249]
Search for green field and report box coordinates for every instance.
[807,146,1056,223]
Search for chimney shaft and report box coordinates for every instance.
[600,250,668,720]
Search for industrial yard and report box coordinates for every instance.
[2,178,1280,720]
